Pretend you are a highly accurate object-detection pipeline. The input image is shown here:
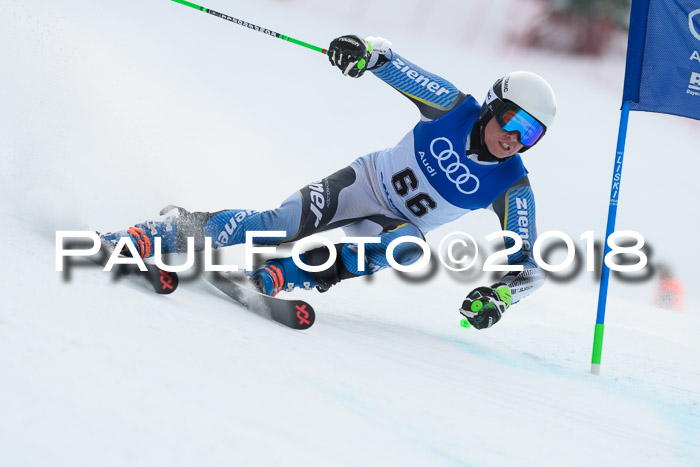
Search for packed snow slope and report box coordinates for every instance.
[1,1,699,466]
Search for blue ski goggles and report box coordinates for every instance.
[491,101,546,147]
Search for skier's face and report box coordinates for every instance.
[484,116,524,159]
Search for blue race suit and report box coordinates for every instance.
[108,47,545,302]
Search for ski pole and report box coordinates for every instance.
[170,0,328,55]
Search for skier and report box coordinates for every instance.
[102,35,556,330]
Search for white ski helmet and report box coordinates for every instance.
[480,71,557,149]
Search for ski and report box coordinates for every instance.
[90,235,179,295]
[205,272,315,330]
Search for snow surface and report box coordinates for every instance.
[1,0,699,465]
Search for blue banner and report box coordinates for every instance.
[623,0,700,121]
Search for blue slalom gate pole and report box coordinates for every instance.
[591,100,631,375]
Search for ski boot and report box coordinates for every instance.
[101,205,181,258]
[250,256,316,297]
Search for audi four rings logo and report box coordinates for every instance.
[690,9,700,41]
[430,137,480,195]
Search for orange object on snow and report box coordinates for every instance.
[655,277,685,311]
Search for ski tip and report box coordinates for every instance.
[280,301,315,330]
[153,268,179,294]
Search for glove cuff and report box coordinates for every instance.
[491,283,512,309]
[365,36,392,54]
[365,36,392,70]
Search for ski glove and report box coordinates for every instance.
[459,283,512,330]
[328,35,372,78]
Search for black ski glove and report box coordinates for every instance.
[459,283,512,330]
[328,35,371,78]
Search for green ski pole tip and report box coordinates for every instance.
[460,318,472,328]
